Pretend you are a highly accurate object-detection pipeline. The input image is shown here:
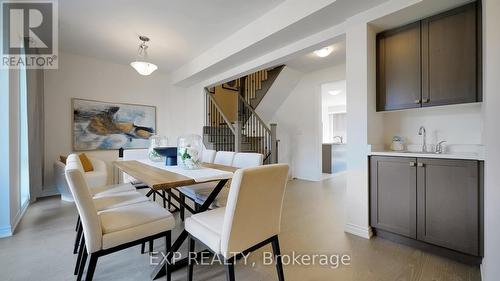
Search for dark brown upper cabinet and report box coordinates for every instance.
[376,2,482,112]
[377,22,422,111]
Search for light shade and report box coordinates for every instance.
[130,61,158,76]
[314,47,333,58]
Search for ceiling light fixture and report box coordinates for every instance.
[328,90,341,96]
[314,47,333,58]
[130,36,158,76]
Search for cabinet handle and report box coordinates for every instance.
[410,162,416,167]
[414,99,421,104]
[417,162,425,167]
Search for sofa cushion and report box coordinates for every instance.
[79,153,94,172]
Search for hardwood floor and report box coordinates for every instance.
[0,175,480,281]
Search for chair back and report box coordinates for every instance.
[232,152,263,168]
[214,151,235,166]
[202,149,217,163]
[221,164,289,258]
[65,154,102,254]
[123,148,148,160]
[122,149,148,183]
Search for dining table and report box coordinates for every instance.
[113,159,237,280]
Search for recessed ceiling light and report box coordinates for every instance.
[329,90,341,96]
[314,47,333,58]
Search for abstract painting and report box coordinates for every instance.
[72,98,156,151]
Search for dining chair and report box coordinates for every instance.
[177,151,236,220]
[202,149,217,163]
[65,159,176,281]
[185,164,289,281]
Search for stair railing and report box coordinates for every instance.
[236,92,277,164]
[204,87,236,151]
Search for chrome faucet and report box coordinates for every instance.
[418,126,427,152]
[436,140,447,154]
[333,136,343,144]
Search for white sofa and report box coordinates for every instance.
[54,156,108,202]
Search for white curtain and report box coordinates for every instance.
[27,69,44,200]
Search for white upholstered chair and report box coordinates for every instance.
[202,149,217,163]
[185,164,289,281]
[65,157,176,281]
[177,151,236,219]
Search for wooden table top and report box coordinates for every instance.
[114,160,237,190]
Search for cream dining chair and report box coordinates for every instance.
[65,155,176,281]
[185,164,289,281]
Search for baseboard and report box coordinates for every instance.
[40,186,60,197]
[344,223,373,239]
[11,200,29,235]
[0,225,13,238]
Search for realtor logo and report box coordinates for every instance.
[2,1,58,69]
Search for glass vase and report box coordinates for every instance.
[148,135,168,162]
[177,134,203,169]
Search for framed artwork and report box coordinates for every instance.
[72,98,156,151]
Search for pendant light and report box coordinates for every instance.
[130,36,158,76]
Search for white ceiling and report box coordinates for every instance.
[58,0,284,73]
[285,40,346,73]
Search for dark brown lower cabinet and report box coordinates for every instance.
[416,158,479,256]
[370,156,482,260]
[370,156,417,238]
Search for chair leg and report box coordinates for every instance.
[75,216,80,231]
[180,194,185,221]
[272,236,285,281]
[187,237,195,281]
[165,231,172,281]
[149,239,154,253]
[168,193,172,210]
[162,190,167,208]
[85,254,99,281]
[225,258,235,281]
[153,191,156,202]
[76,248,87,281]
[141,242,145,254]
[73,222,82,254]
[74,236,86,275]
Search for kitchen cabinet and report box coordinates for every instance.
[370,156,417,238]
[377,22,421,111]
[376,2,481,111]
[416,158,479,256]
[421,3,480,107]
[370,156,482,259]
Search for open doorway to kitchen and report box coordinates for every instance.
[321,80,347,179]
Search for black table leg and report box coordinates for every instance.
[150,179,228,280]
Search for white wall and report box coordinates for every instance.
[268,64,345,181]
[0,65,11,237]
[344,23,381,238]
[482,0,500,279]
[43,53,193,192]
[382,103,483,147]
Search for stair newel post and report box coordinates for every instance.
[234,120,242,153]
[270,123,278,164]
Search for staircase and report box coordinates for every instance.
[203,67,283,164]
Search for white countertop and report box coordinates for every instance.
[368,144,484,160]
[369,151,484,160]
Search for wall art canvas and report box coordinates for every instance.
[72,98,156,151]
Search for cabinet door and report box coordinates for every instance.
[421,3,480,107]
[370,156,417,238]
[417,158,479,256]
[377,22,421,111]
